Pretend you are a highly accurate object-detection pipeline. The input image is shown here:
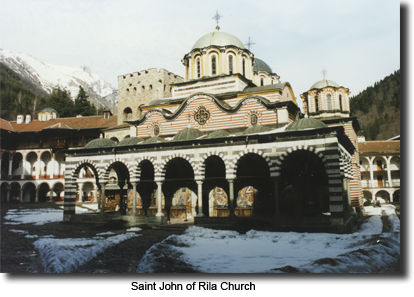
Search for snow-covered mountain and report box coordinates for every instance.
[0,48,117,111]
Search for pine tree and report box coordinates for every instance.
[74,85,96,116]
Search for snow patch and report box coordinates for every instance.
[33,233,140,273]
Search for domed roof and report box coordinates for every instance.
[142,136,166,144]
[173,127,204,141]
[84,138,116,148]
[285,118,328,132]
[310,78,340,90]
[192,30,245,50]
[205,130,230,139]
[253,58,272,73]
[40,108,58,114]
[239,125,271,135]
[117,137,144,146]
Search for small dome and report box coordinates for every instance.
[285,118,328,132]
[239,125,271,135]
[310,78,340,90]
[84,138,116,148]
[205,130,230,139]
[192,30,245,50]
[173,127,204,141]
[142,136,166,144]
[117,137,144,146]
[40,108,59,114]
[253,58,272,73]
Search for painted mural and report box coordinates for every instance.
[236,186,255,217]
[209,187,229,217]
[126,189,143,215]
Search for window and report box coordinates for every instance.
[197,59,201,78]
[260,77,264,86]
[315,96,319,112]
[212,56,217,75]
[242,59,246,77]
[339,95,343,111]
[327,94,332,110]
[229,56,233,74]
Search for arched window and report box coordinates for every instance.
[197,58,201,78]
[339,95,343,111]
[242,59,246,77]
[315,96,319,112]
[211,56,217,75]
[327,94,332,110]
[260,77,264,86]
[228,55,233,74]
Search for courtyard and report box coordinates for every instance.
[0,202,400,273]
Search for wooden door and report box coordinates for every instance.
[377,175,383,187]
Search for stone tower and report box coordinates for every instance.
[117,68,184,125]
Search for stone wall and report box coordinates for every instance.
[117,68,184,125]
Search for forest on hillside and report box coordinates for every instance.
[0,63,103,121]
[349,70,400,140]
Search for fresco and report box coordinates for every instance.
[236,186,255,208]
[172,187,192,206]
[209,187,229,217]
[235,186,255,217]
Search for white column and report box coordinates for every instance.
[386,156,392,187]
[36,156,41,179]
[100,183,106,213]
[368,157,374,187]
[8,160,13,177]
[156,181,164,217]
[21,156,26,179]
[228,179,235,217]
[132,182,137,216]
[196,180,204,217]
[51,154,55,179]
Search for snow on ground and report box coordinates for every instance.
[4,208,64,225]
[33,233,140,273]
[4,206,96,225]
[137,205,400,273]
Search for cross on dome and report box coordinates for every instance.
[212,11,222,31]
[245,37,255,50]
[321,67,327,79]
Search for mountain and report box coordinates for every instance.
[349,70,400,140]
[0,48,117,112]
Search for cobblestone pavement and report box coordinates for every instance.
[1,202,401,273]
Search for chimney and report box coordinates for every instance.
[16,115,24,124]
[25,114,32,124]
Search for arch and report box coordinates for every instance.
[123,107,133,121]
[195,55,202,78]
[22,182,36,202]
[393,190,400,202]
[110,137,119,143]
[11,152,23,178]
[375,190,390,203]
[136,159,157,214]
[230,148,272,178]
[279,149,329,217]
[40,151,52,178]
[234,153,271,217]
[228,53,235,75]
[1,152,10,178]
[1,182,10,202]
[209,51,219,76]
[327,94,332,110]
[52,182,65,202]
[38,182,50,202]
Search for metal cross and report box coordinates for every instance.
[212,11,222,27]
[245,37,255,50]
[321,68,327,79]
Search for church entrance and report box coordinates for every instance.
[279,150,329,217]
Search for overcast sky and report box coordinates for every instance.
[0,0,401,105]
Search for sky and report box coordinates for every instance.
[0,0,401,106]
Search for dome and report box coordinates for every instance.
[117,137,144,146]
[253,58,272,73]
[285,118,328,132]
[192,30,245,50]
[40,108,59,114]
[205,130,230,139]
[173,127,204,141]
[142,136,166,144]
[84,138,116,148]
[239,125,271,135]
[310,78,340,90]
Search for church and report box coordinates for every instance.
[62,21,362,233]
